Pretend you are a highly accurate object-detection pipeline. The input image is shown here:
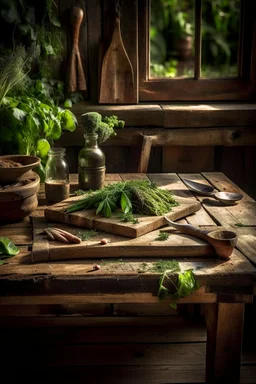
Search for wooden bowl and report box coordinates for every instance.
[0,155,41,183]
[0,171,40,223]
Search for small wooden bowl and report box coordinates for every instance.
[0,171,40,223]
[0,155,40,183]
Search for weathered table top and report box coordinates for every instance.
[0,172,256,305]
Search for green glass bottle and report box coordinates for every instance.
[78,133,106,190]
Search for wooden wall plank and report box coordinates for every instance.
[162,147,215,173]
[69,103,163,126]
[162,103,256,128]
[86,0,102,102]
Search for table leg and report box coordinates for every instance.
[205,302,244,384]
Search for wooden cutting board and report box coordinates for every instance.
[31,217,214,262]
[44,194,201,238]
[98,13,135,104]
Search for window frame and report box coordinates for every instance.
[138,0,256,102]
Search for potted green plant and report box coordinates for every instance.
[78,112,125,191]
[0,45,78,181]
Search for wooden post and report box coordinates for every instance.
[205,302,244,384]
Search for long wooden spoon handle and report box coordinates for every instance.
[164,217,209,241]
[67,6,87,93]
[71,7,84,46]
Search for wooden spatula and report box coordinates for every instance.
[67,6,87,93]
[99,12,135,104]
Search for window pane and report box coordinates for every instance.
[201,0,240,78]
[150,0,195,78]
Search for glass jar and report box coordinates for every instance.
[45,147,70,203]
[78,133,105,190]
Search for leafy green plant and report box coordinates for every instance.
[0,0,63,79]
[65,180,179,217]
[158,266,199,309]
[150,0,194,66]
[202,0,240,71]
[0,94,77,178]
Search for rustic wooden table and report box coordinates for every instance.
[0,172,256,384]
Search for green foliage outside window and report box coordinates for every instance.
[150,0,240,78]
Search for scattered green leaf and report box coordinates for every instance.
[0,237,20,263]
[156,261,199,309]
[74,189,87,196]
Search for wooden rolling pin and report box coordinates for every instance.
[67,6,87,93]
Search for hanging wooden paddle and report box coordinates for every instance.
[67,6,87,93]
[99,7,135,104]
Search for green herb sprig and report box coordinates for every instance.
[155,232,169,241]
[78,230,99,241]
[65,180,179,218]
[119,212,139,224]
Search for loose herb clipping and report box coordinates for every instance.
[0,237,20,265]
[158,267,199,309]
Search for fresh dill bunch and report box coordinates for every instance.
[65,180,179,218]
[0,44,39,105]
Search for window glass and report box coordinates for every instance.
[201,0,240,78]
[150,0,194,78]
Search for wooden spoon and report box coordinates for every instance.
[98,12,135,104]
[67,6,87,93]
[164,216,237,259]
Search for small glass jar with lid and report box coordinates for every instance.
[45,147,70,203]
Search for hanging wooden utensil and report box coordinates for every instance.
[99,10,135,104]
[67,6,87,93]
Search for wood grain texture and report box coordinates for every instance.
[205,303,244,384]
[162,147,215,173]
[44,192,201,238]
[99,14,135,104]
[0,173,255,300]
[31,217,213,262]
[57,126,256,148]
[66,6,87,93]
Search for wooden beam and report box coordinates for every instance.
[69,102,256,127]
[57,126,256,147]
